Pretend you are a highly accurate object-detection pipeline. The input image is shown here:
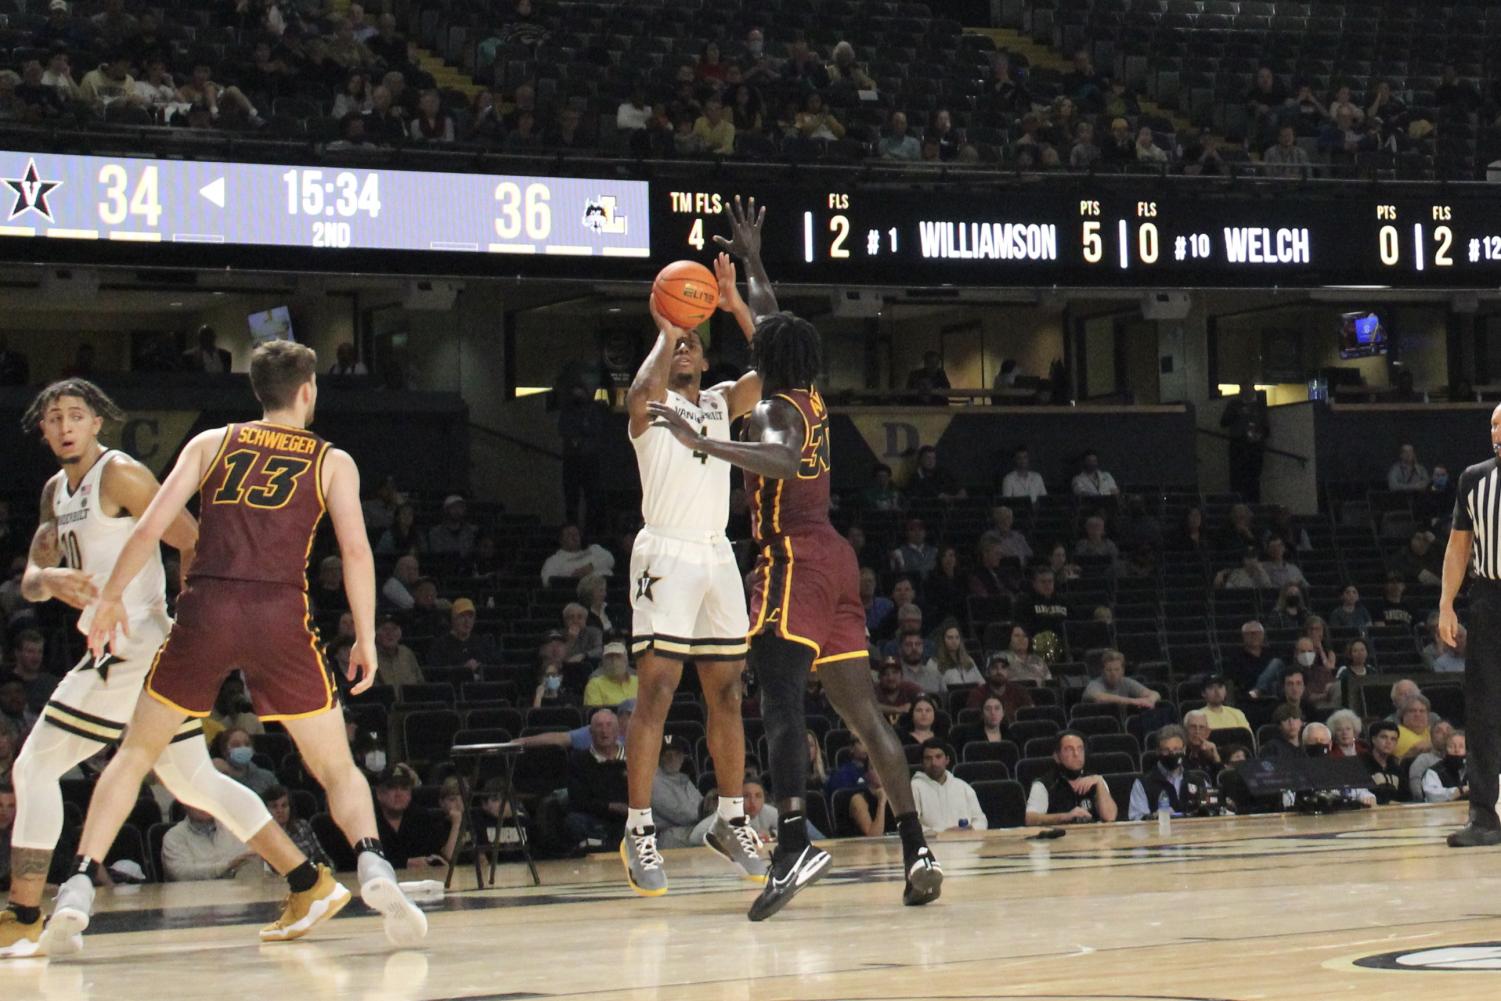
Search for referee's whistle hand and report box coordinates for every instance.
[1437,606,1461,647]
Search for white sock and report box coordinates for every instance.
[627,807,653,833]
[718,796,745,822]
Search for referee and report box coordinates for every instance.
[1440,405,1501,847]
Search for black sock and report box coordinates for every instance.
[286,861,319,893]
[10,903,41,925]
[353,838,386,860]
[71,855,100,883]
[896,812,925,854]
[777,811,808,855]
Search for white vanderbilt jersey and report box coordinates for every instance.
[46,449,186,743]
[631,387,732,534]
[628,386,748,661]
[52,450,168,636]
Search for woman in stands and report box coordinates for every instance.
[933,622,982,688]
[1334,638,1373,716]
[533,662,571,709]
[576,573,618,637]
[376,503,424,556]
[729,83,763,133]
[924,545,968,627]
[847,765,897,837]
[1217,503,1259,551]
[977,696,1006,746]
[1000,625,1052,683]
[1266,583,1308,629]
[1046,541,1081,583]
[1326,710,1367,759]
[901,696,944,746]
[695,41,727,83]
[409,89,455,143]
[332,70,372,118]
[1301,616,1338,703]
[805,731,829,790]
[211,729,278,796]
[1170,506,1207,553]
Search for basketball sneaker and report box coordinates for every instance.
[357,853,428,947]
[0,909,43,959]
[260,866,353,942]
[704,816,769,884]
[621,825,668,897]
[747,843,832,922]
[38,875,93,958]
[901,845,943,906]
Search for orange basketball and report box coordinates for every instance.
[651,260,719,329]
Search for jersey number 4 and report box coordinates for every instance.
[212,450,313,509]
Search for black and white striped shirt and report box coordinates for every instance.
[1454,458,1501,578]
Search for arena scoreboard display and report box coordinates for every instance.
[655,183,1501,289]
[0,148,651,260]
[3,147,1501,290]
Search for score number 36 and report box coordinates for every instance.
[98,164,161,227]
[495,181,552,240]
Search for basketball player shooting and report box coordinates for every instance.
[618,282,770,894]
[1,380,349,958]
[647,197,943,921]
[41,342,426,956]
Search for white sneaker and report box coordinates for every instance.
[357,854,428,947]
[39,875,93,958]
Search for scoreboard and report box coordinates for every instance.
[0,147,1497,289]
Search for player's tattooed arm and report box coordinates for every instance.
[627,296,682,438]
[714,195,780,320]
[647,397,801,480]
[19,478,64,603]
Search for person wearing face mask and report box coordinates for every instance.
[1128,726,1193,820]
[1419,464,1455,528]
[1266,584,1308,629]
[533,661,571,708]
[1251,644,1318,707]
[212,728,279,796]
[1025,732,1117,825]
[1422,730,1469,803]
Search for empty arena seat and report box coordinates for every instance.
[972,779,1028,828]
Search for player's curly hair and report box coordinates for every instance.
[750,311,822,393]
[20,378,126,434]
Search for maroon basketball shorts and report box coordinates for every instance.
[146,578,337,721]
[747,528,868,668]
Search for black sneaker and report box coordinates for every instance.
[747,843,832,922]
[1447,824,1501,848]
[902,845,943,906]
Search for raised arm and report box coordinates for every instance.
[20,477,96,609]
[323,448,377,694]
[713,195,779,320]
[710,251,764,419]
[626,297,684,439]
[646,396,802,481]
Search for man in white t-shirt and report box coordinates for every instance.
[540,524,616,584]
[910,741,985,833]
[1071,450,1119,496]
[1000,445,1047,502]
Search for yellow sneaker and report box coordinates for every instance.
[260,866,352,943]
[0,909,43,959]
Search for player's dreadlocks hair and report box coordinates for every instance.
[20,379,126,434]
[750,312,822,394]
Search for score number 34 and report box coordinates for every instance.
[98,164,161,227]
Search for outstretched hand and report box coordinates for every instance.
[646,401,702,448]
[714,252,744,312]
[713,195,765,259]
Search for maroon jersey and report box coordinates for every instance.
[192,421,329,589]
[746,387,832,547]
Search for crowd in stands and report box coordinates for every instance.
[0,0,1490,178]
[3,414,1478,883]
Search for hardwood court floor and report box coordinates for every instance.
[12,802,1501,1001]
